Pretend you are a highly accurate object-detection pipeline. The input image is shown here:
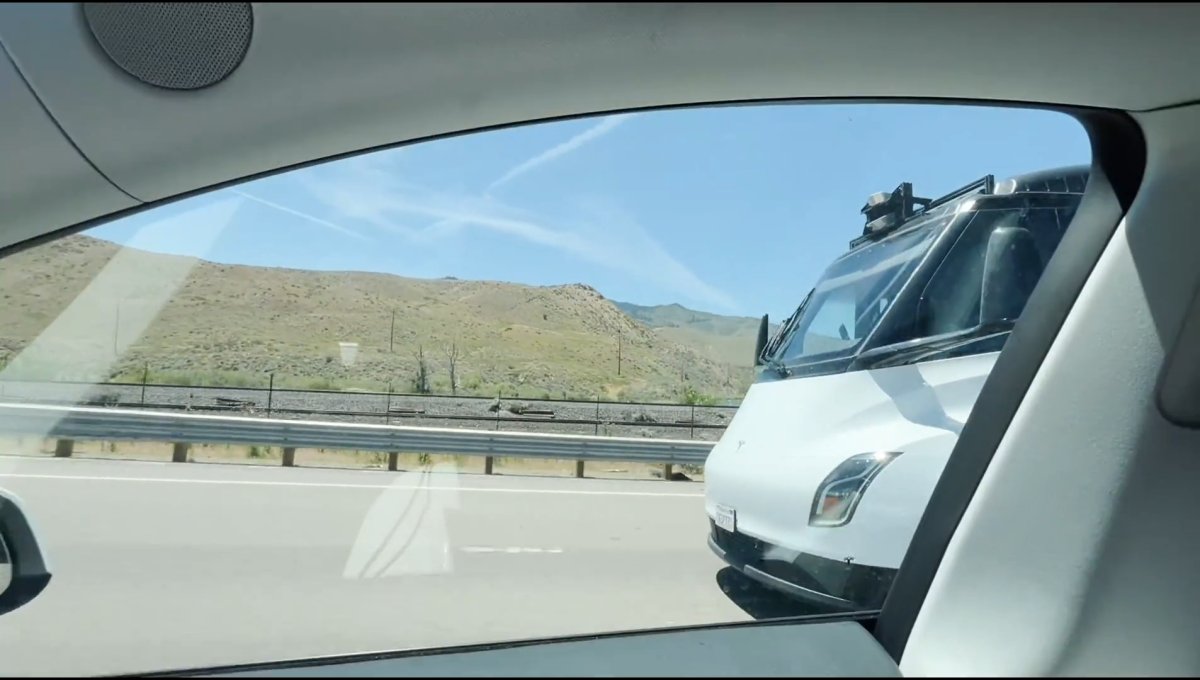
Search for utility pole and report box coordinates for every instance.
[389,309,396,353]
[113,301,121,357]
[617,332,622,376]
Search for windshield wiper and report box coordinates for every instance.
[761,354,792,378]
[854,322,1015,370]
[761,289,813,361]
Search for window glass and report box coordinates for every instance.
[913,202,1081,341]
[775,219,943,365]
[0,104,1091,676]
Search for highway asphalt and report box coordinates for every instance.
[0,456,758,676]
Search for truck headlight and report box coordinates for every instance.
[808,451,902,528]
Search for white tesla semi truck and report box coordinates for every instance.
[705,166,1088,611]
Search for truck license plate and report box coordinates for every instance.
[715,504,737,533]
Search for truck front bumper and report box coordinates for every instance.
[707,520,896,612]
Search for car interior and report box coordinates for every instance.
[2,2,1199,676]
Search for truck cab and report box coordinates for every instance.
[705,166,1088,612]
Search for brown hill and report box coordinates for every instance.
[0,235,753,401]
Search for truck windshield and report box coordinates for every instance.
[772,214,951,367]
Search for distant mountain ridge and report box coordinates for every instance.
[612,301,775,369]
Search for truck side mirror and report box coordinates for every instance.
[754,314,769,366]
[0,490,51,616]
[980,226,1043,327]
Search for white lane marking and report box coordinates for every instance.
[0,473,704,498]
[460,546,564,554]
[0,455,177,468]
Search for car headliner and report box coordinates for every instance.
[0,3,1194,252]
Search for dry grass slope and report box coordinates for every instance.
[0,235,755,401]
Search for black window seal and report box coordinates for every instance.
[871,106,1146,662]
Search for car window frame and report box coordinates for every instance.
[0,99,1146,671]
[872,105,1146,662]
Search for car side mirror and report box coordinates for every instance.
[753,314,769,366]
[0,490,52,616]
[980,226,1043,327]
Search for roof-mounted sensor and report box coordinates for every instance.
[850,174,995,249]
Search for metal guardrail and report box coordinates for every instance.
[0,403,715,467]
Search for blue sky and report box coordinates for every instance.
[89,103,1090,322]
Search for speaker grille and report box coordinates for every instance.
[83,3,253,91]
